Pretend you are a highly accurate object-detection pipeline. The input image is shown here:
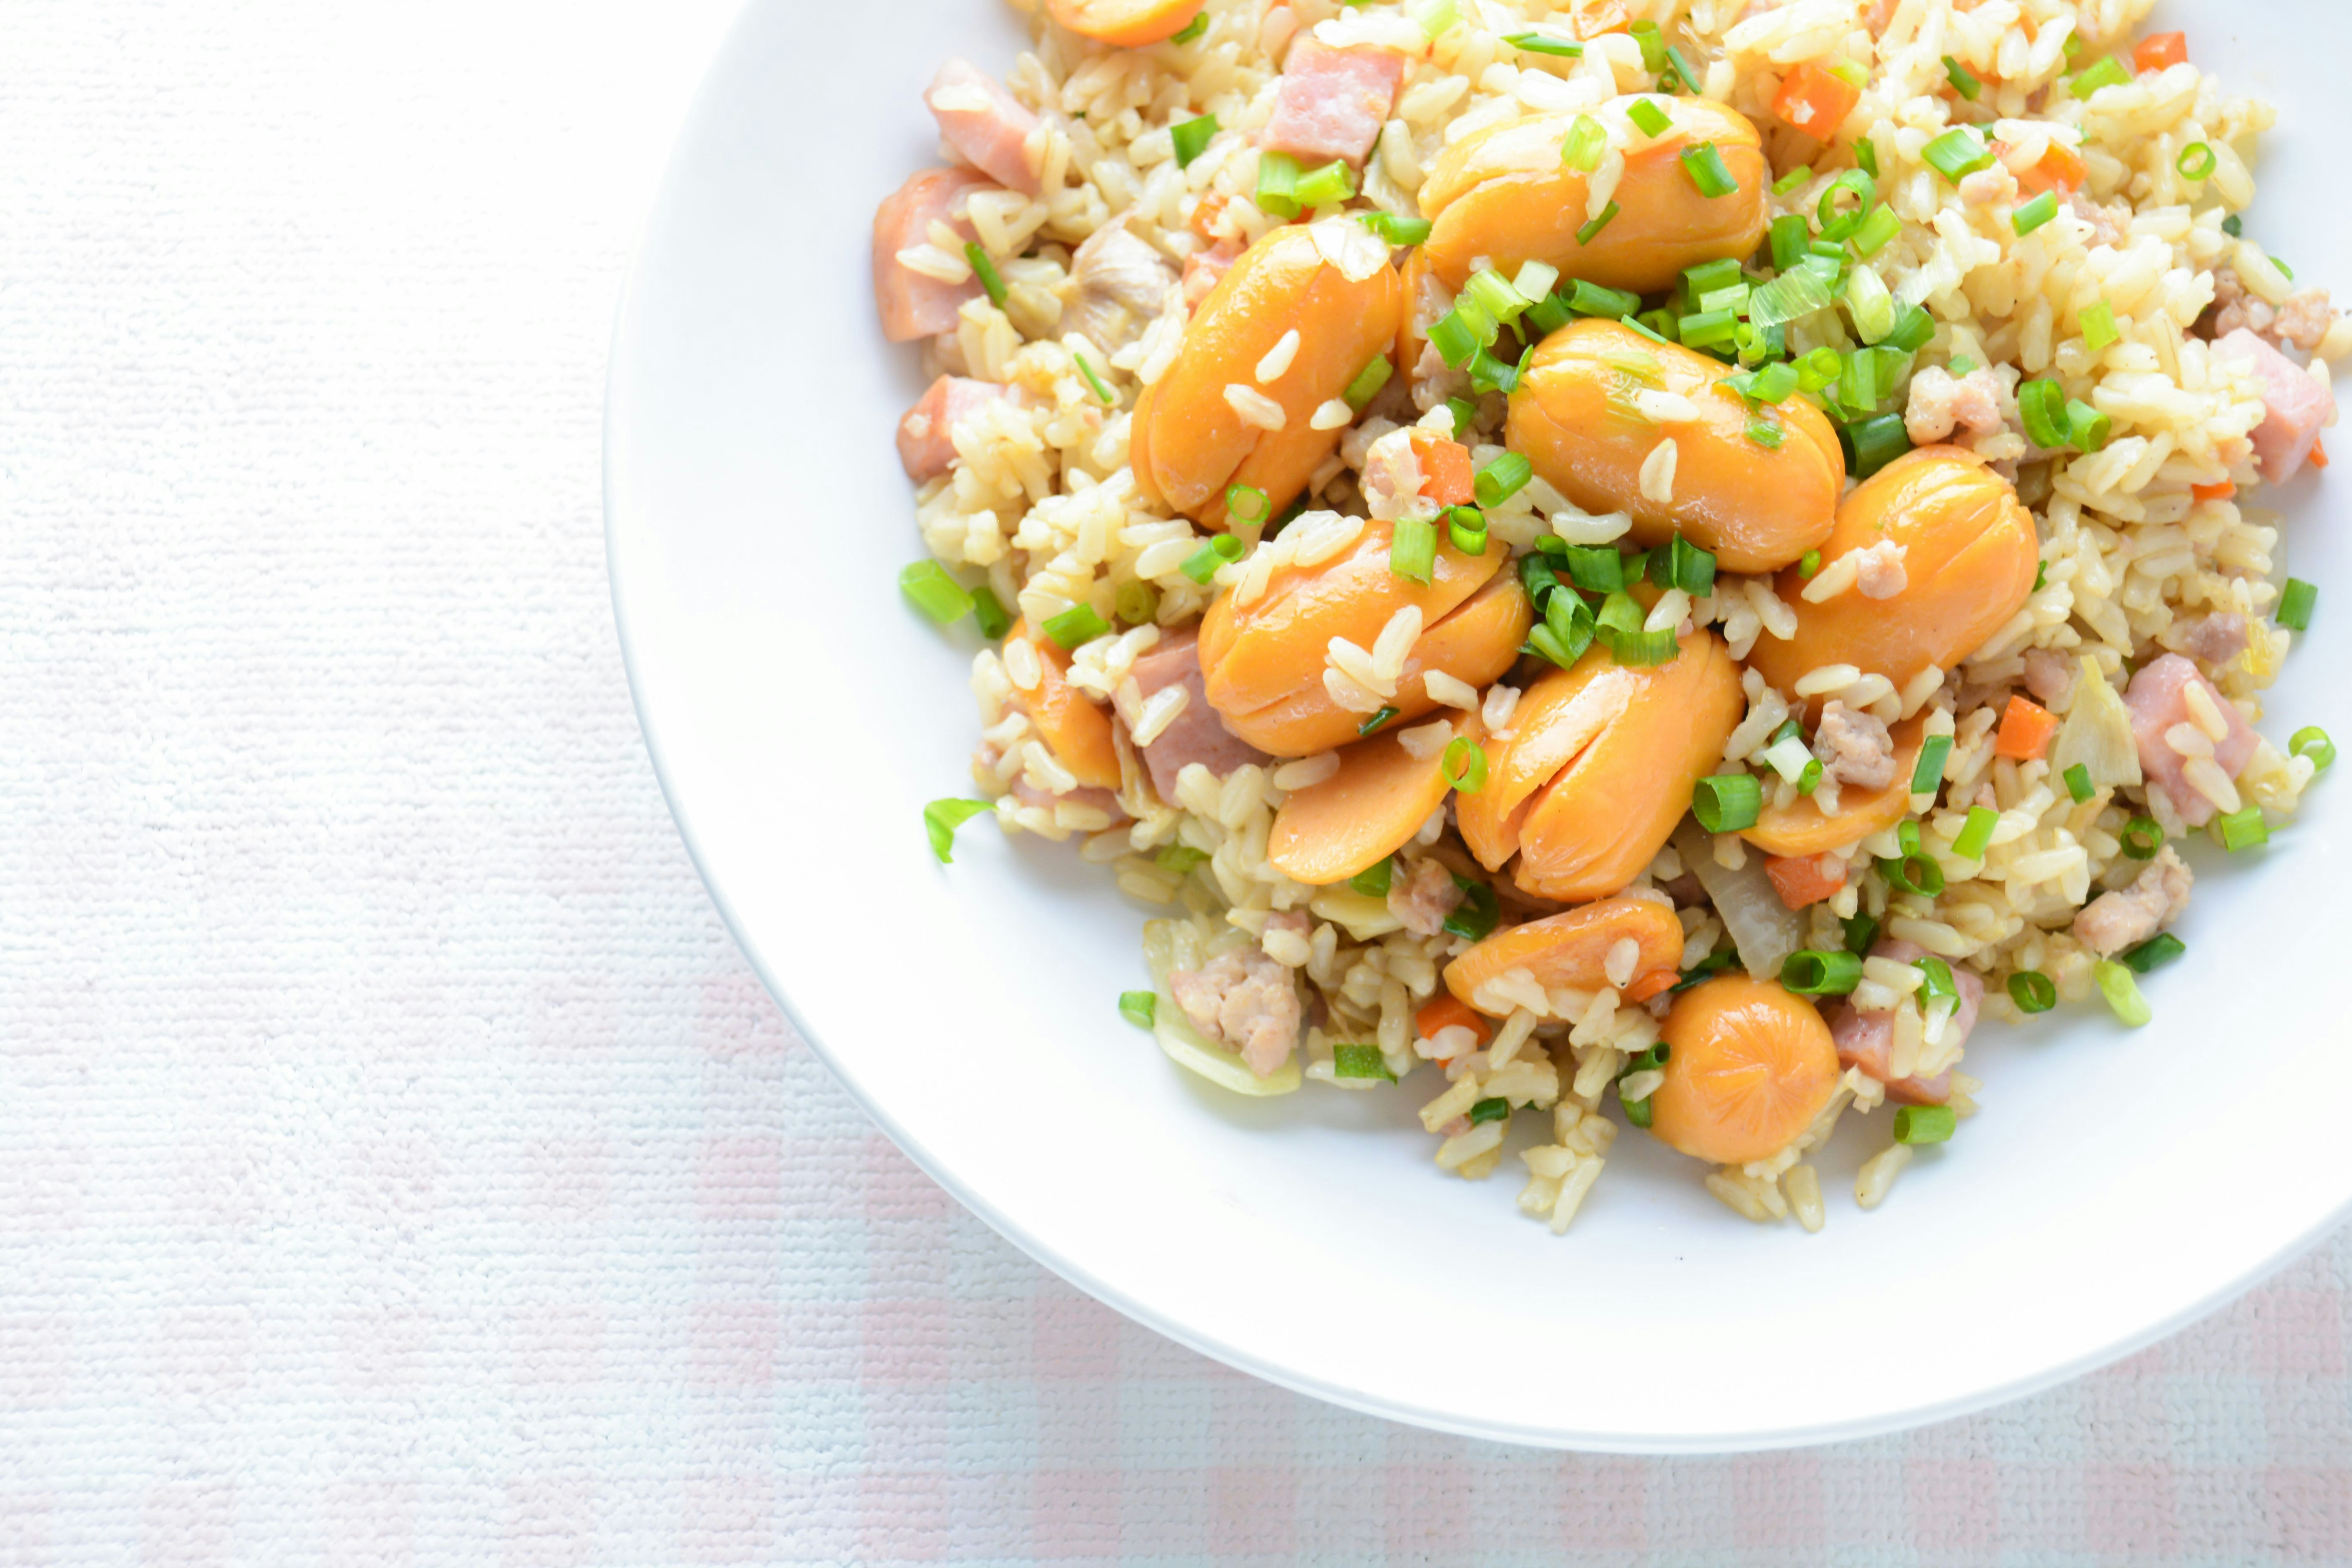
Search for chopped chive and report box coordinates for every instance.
[1628,20,1667,75]
[1333,1043,1396,1081]
[1692,774,1763,833]
[1898,820,1923,858]
[2063,762,2095,803]
[2018,378,2070,449]
[2222,214,2243,237]
[1225,484,1270,526]
[1773,163,1813,195]
[1350,856,1393,897]
[1817,168,1876,239]
[1942,55,1981,100]
[1919,957,1959,1012]
[1671,950,1738,994]
[2094,958,2152,1027]
[2013,190,2060,236]
[2120,816,2163,859]
[1893,1104,1956,1144]
[1389,516,1438,584]
[1156,843,1207,873]
[1621,1091,1654,1128]
[1180,536,1238,584]
[2067,398,2111,453]
[1842,913,1881,955]
[2008,969,2057,1013]
[1474,452,1533,509]
[1563,544,1624,594]
[1444,396,1477,439]
[1295,158,1357,209]
[923,798,995,863]
[1949,355,1979,376]
[1877,852,1944,897]
[1427,308,1481,369]
[900,560,974,624]
[2119,933,2186,974]
[1680,141,1737,198]
[1952,804,1998,861]
[1255,150,1302,219]
[1885,303,1936,353]
[1769,213,1809,273]
[1171,113,1218,168]
[1442,737,1489,794]
[1620,312,1672,347]
[1119,990,1157,1027]
[1169,10,1208,44]
[1771,718,1804,746]
[1606,625,1678,666]
[1797,758,1823,794]
[1664,44,1702,93]
[1442,876,1499,941]
[2214,805,2268,851]
[1358,210,1432,245]
[1667,534,1716,596]
[2080,299,2120,351]
[1358,706,1398,737]
[1073,350,1115,406]
[1679,307,1738,348]
[2070,55,2131,99]
[969,585,1011,640]
[2291,726,2335,769]
[1344,354,1394,411]
[1910,735,1954,795]
[1560,113,1608,173]
[1842,411,1912,479]
[1467,343,1529,395]
[1447,506,1487,556]
[1745,361,1799,405]
[1781,950,1863,995]
[1043,602,1110,648]
[1922,126,1994,184]
[1626,98,1673,138]
[1799,549,1823,579]
[1505,29,1583,57]
[965,242,1008,308]
[1569,278,1641,318]
[1851,203,1902,258]
[2177,141,2216,181]
[1407,0,1459,40]
[1114,578,1159,626]
[1855,134,1880,178]
[2278,578,2317,632]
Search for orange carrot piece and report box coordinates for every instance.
[1188,192,1228,244]
[2133,32,2187,74]
[1764,853,1845,911]
[1408,430,1477,507]
[1996,695,2060,761]
[2312,439,2331,471]
[1773,61,1863,138]
[2012,138,2086,197]
[2191,480,2236,502]
[1569,0,1632,40]
[1415,993,1492,1046]
[1624,969,1679,1003]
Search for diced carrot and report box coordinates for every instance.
[1764,853,1845,911]
[1568,0,1631,40]
[1187,192,1228,244]
[1408,430,1476,507]
[1995,695,2060,761]
[1416,993,1492,1046]
[2009,137,2087,197]
[2191,480,2236,502]
[2311,439,2331,470]
[1624,969,1679,1004]
[2132,31,2187,74]
[1772,61,1863,138]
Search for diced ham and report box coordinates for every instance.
[873,167,992,343]
[1259,39,1405,168]
[1824,940,1981,1106]
[1128,627,1271,802]
[1181,239,1241,309]
[2072,845,2191,957]
[897,375,1007,481]
[1168,942,1303,1076]
[2178,611,2249,668]
[1387,857,1462,937]
[926,59,1041,195]
[1009,776,1131,825]
[2124,653,2258,827]
[2214,327,2336,484]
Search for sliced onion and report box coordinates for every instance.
[2049,655,2144,789]
[1141,920,1302,1096]
[1672,822,1804,982]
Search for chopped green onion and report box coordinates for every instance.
[1918,957,1959,1011]
[1561,114,1608,173]
[1226,484,1270,526]
[1350,856,1393,897]
[965,242,1008,308]
[1442,737,1489,794]
[1622,1092,1655,1128]
[1679,307,1738,349]
[2018,378,2070,449]
[2275,255,2295,279]
[1358,210,1433,246]
[1073,350,1115,406]
[2222,214,2243,237]
[1797,758,1823,794]
[1898,820,1923,858]
[2063,32,2082,59]
[2094,958,2152,1027]
[1770,717,1803,746]
[2120,816,2163,859]
[1445,397,1476,439]
[1621,312,1672,346]
[1119,990,1157,1028]
[1563,545,1625,594]
[1893,1105,1956,1145]
[924,798,995,863]
[1333,1043,1396,1081]
[1949,355,1979,376]
[1467,1096,1511,1126]
[1745,361,1800,405]
[2067,398,2111,454]
[1255,150,1302,219]
[1884,303,1936,354]
[2013,190,2060,236]
[2214,805,2268,852]
[1664,44,1703,94]
[1427,308,1481,370]
[1952,804,1998,861]
[1569,278,1641,319]
[1179,533,1243,584]
[1390,516,1438,585]
[1850,203,1902,258]
[2080,300,2119,352]
[1799,549,1823,579]
[1817,168,1877,240]
[1855,135,1880,178]
[1442,876,1499,941]
[1943,55,1981,100]
[1407,0,1459,40]
[1667,534,1717,596]
[1467,343,1528,395]
[2009,969,2058,1013]
[970,585,1011,640]
[1447,506,1487,556]
[1474,453,1533,509]
[900,560,975,626]
[1157,843,1207,874]
[1628,20,1667,75]
[1295,158,1357,208]
[1114,578,1159,626]
[1344,354,1394,411]
[1607,625,1679,665]
[1043,602,1110,649]
[2177,141,2216,181]
[1680,142,1737,198]
[1692,774,1763,833]
[1358,706,1398,736]
[1171,114,1219,170]
[2291,727,2335,769]
[1170,9,1208,44]
[1773,164,1813,196]
[1671,950,1739,994]
[1878,852,1945,897]
[1746,266,1836,331]
[2279,578,2317,632]
[1845,265,1896,344]
[1843,411,1912,479]
[1842,913,1881,956]
[1922,126,1994,184]
[1626,98,1673,138]
[1781,950,1864,995]
[2119,932,2186,974]
[2063,762,2095,803]
[1769,213,1809,274]
[1505,29,1583,57]
[1911,733,1953,794]
[2070,55,2131,99]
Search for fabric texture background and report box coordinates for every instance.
[1,2,2348,1562]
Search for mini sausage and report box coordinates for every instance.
[1746,447,2040,697]
[1419,96,1769,297]
[1507,319,1843,574]
[1456,632,1743,903]
[1048,0,1204,46]
[1267,712,1479,886]
[1130,221,1403,530]
[1006,619,1122,791]
[1443,897,1685,1013]
[1648,976,1840,1166]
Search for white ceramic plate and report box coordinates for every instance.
[607,0,2350,1451]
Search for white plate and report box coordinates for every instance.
[607,0,2351,1450]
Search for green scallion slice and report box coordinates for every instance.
[924,798,995,863]
[1627,97,1673,138]
[1943,55,1981,100]
[900,560,974,625]
[1359,706,1398,737]
[1769,213,1809,274]
[1343,354,1394,411]
[2013,190,2060,237]
[1772,164,1813,196]
[1505,29,1583,57]
[1043,602,1110,649]
[1563,544,1624,594]
[1350,857,1393,898]
[2008,969,2057,1013]
[1333,1043,1396,1081]
[1952,804,1998,861]
[2223,213,2243,237]
[1628,20,1667,74]
[2070,55,2131,100]
[1781,950,1863,995]
[1918,957,1959,1010]
[1568,278,1641,319]
[1442,876,1499,941]
[1922,126,1994,184]
[1607,625,1679,666]
[1427,308,1481,370]
[1171,113,1218,169]
[1842,411,1911,480]
[1390,516,1438,584]
[2120,816,2163,859]
[1073,350,1115,406]
[1798,548,1823,579]
[2067,398,2111,453]
[1442,737,1489,794]
[1255,150,1302,219]
[1679,307,1738,349]
[1878,852,1945,897]
[1680,142,1737,198]
[2094,958,2152,1026]
[1842,913,1881,955]
[2063,762,2095,803]
[1666,534,1716,596]
[2080,299,2120,352]
[1114,578,1159,626]
[1911,734,1953,794]
[1663,43,1702,93]
[2119,933,2186,974]
[1225,484,1271,527]
[1408,0,1458,41]
[1119,990,1157,1027]
[1447,506,1487,556]
[965,242,1008,308]
[1892,1104,1956,1144]
[1850,203,1902,258]
[2214,805,2268,851]
[2017,378,2070,449]
[2291,726,2335,769]
[1816,168,1877,239]
[970,585,1011,641]
[1358,210,1432,246]
[2177,141,2216,180]
[1157,843,1207,873]
[1560,114,1608,173]
[1294,158,1358,209]
[1692,774,1763,833]
[1884,303,1936,354]
[1474,452,1533,509]
[2278,578,2317,632]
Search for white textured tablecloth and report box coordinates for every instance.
[3,3,2350,1562]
